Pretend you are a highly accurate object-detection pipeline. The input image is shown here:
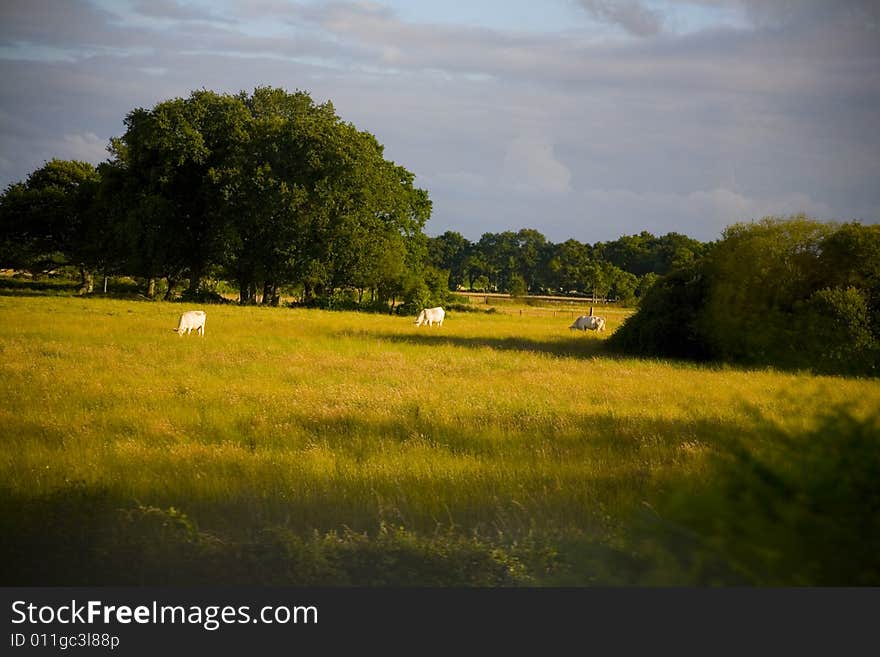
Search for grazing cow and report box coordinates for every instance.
[415,307,445,327]
[569,315,605,332]
[173,310,207,337]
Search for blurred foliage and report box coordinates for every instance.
[638,410,880,585]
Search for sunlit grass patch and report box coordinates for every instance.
[1,295,878,584]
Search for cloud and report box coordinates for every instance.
[57,132,110,164]
[503,134,571,194]
[0,0,139,50]
[131,0,232,23]
[0,0,877,244]
[576,0,663,36]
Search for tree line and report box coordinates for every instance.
[0,86,715,310]
[428,228,708,302]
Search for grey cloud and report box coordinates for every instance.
[576,0,663,36]
[0,0,131,48]
[655,0,878,31]
[733,0,879,29]
[131,0,233,23]
[0,0,877,242]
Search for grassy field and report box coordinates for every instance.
[1,292,878,585]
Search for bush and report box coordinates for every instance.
[608,217,880,376]
[606,263,712,360]
[639,410,880,585]
[0,486,530,586]
[179,288,232,304]
[798,286,878,375]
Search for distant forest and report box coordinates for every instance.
[426,228,708,302]
[0,86,709,311]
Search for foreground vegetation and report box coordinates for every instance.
[1,293,878,585]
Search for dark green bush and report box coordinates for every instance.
[606,263,711,360]
[607,217,880,376]
[0,486,530,586]
[639,411,880,585]
[798,286,879,375]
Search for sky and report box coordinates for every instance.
[1,0,878,243]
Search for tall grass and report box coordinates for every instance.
[1,295,878,584]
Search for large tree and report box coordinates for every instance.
[0,159,101,292]
[108,90,252,297]
[106,86,430,305]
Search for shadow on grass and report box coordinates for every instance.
[0,485,531,586]
[0,407,733,586]
[0,278,80,297]
[372,331,611,360]
[632,409,880,586]
[2,406,876,585]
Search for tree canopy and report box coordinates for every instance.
[424,228,709,303]
[1,87,434,308]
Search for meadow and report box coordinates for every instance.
[1,291,878,585]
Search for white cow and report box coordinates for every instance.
[570,315,605,332]
[173,310,207,337]
[415,307,445,327]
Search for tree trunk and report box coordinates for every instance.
[240,281,259,305]
[186,264,202,297]
[146,278,156,298]
[77,266,93,295]
[262,281,277,306]
[164,277,177,301]
[265,282,278,306]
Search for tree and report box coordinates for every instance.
[428,231,471,290]
[515,228,550,293]
[546,239,592,294]
[637,272,660,300]
[609,268,638,305]
[701,215,832,362]
[0,159,101,292]
[106,86,431,306]
[817,222,880,330]
[599,230,707,277]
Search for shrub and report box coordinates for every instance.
[608,217,880,376]
[798,286,878,375]
[0,485,530,586]
[606,263,711,360]
[639,411,880,585]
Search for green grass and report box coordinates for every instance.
[1,294,878,585]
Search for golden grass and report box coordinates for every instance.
[1,294,878,583]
